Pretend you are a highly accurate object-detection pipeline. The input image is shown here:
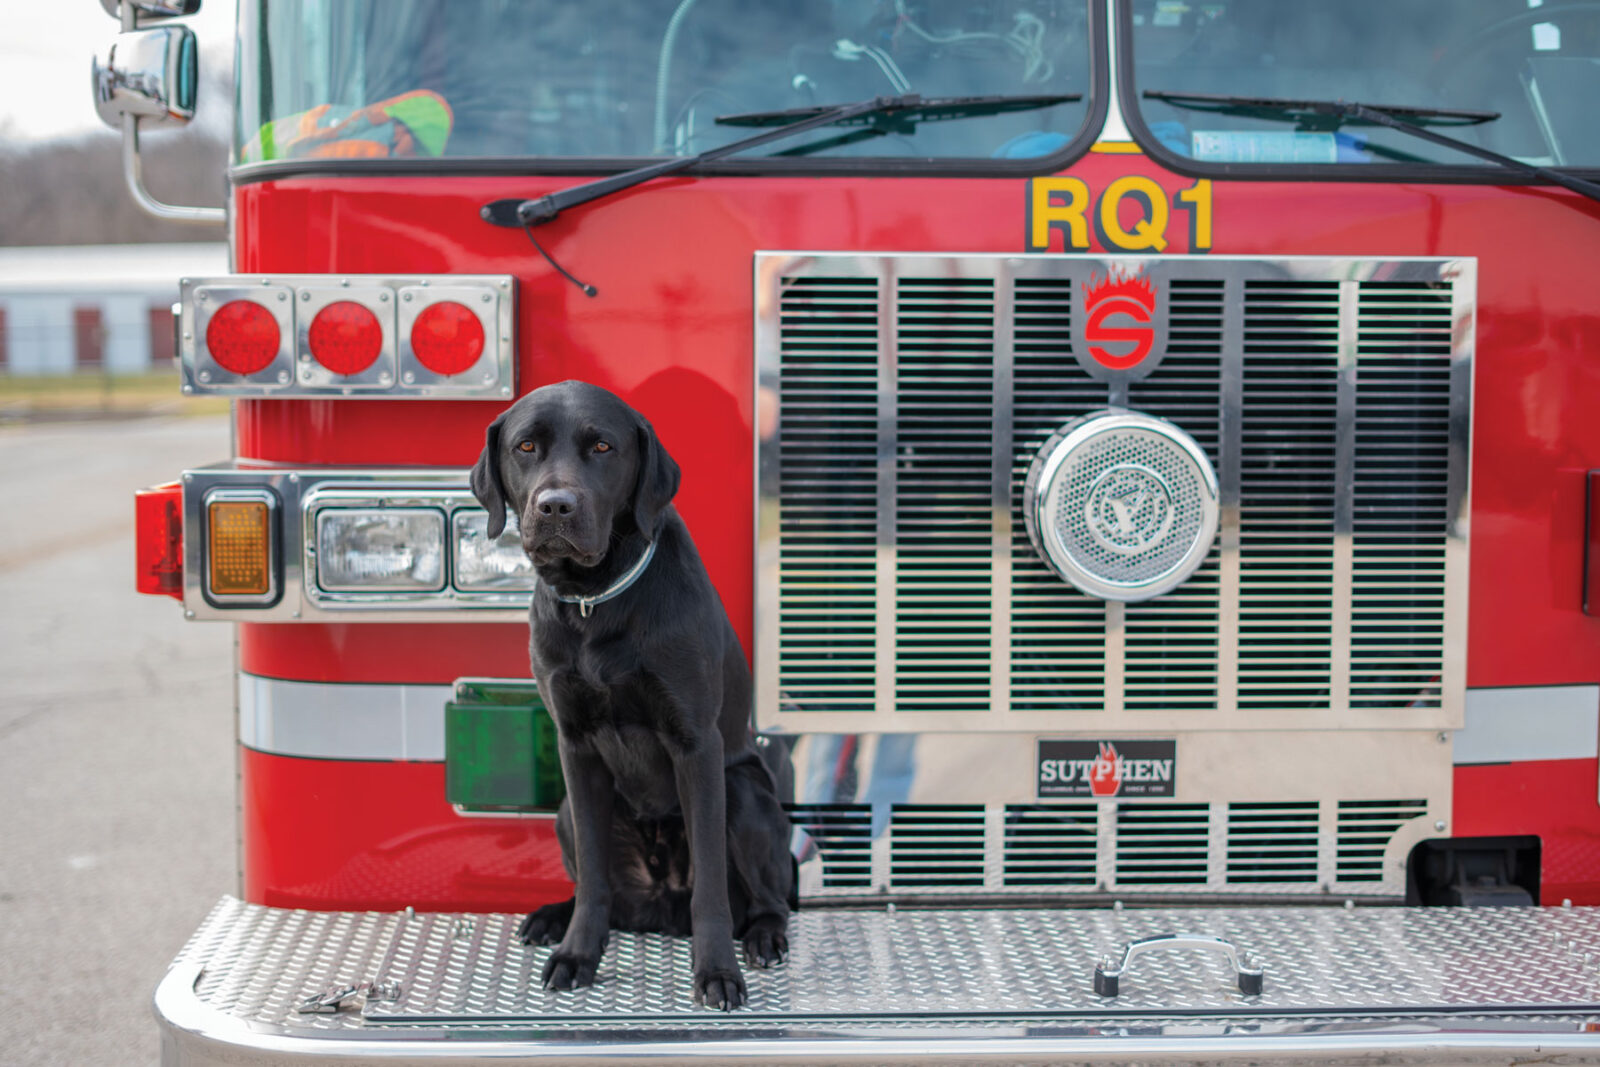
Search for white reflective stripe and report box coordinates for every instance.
[238,674,453,761]
[237,677,1599,765]
[1456,685,1600,765]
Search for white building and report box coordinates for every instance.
[0,243,228,375]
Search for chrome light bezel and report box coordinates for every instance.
[397,286,508,394]
[178,468,534,621]
[314,508,448,594]
[200,486,281,609]
[1024,409,1220,602]
[177,275,516,400]
[293,285,399,393]
[190,284,296,391]
[453,510,537,592]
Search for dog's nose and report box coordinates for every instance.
[536,488,578,517]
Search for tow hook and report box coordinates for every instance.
[298,980,403,1014]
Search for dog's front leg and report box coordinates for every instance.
[543,743,614,990]
[673,732,746,1010]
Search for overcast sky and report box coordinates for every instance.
[0,0,235,142]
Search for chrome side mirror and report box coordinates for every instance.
[89,13,222,224]
[92,26,197,130]
[98,0,202,19]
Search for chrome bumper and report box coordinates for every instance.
[157,897,1600,1065]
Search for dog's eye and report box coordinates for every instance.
[518,440,535,453]
[593,441,612,454]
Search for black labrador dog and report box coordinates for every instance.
[471,380,793,1010]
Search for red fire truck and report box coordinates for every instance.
[95,0,1600,1061]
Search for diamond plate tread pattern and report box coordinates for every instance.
[174,898,1600,1034]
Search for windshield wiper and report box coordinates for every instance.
[721,92,1079,158]
[718,92,1079,128]
[1144,90,1600,204]
[481,93,1079,229]
[1143,90,1499,129]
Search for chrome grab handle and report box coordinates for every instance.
[1093,934,1264,997]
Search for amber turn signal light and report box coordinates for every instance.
[204,490,279,604]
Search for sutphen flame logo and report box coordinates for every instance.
[1037,739,1177,798]
[1082,269,1158,370]
[1088,742,1123,797]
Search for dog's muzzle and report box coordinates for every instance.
[523,489,604,565]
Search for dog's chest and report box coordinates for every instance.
[546,673,685,818]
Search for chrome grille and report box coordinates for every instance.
[758,255,1472,735]
[790,798,1429,896]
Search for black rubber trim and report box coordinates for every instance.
[1113,0,1600,191]
[230,3,1109,188]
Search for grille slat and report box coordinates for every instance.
[1237,281,1341,711]
[1125,281,1224,710]
[890,805,987,888]
[1011,277,1107,710]
[776,277,879,713]
[1338,799,1428,882]
[1115,803,1211,887]
[1351,282,1454,711]
[895,280,995,715]
[787,805,873,889]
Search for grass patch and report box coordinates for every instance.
[0,371,228,417]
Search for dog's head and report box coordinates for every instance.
[470,381,681,568]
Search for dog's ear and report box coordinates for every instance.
[471,410,510,539]
[631,415,681,539]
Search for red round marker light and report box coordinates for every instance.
[205,300,280,376]
[411,301,486,376]
[308,301,383,375]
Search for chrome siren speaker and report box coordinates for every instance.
[1024,410,1219,602]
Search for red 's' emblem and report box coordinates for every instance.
[1082,271,1158,370]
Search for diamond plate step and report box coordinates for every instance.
[157,896,1600,1065]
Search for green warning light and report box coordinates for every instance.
[445,679,564,814]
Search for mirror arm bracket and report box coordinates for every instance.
[120,116,225,225]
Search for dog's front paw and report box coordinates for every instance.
[694,964,747,1011]
[741,915,788,969]
[542,947,601,990]
[517,898,575,945]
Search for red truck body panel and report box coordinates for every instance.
[228,152,1600,909]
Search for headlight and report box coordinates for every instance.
[454,510,536,591]
[315,509,445,592]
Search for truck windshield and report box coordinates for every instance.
[1127,0,1600,169]
[236,0,1096,165]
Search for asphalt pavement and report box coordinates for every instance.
[0,414,234,1066]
